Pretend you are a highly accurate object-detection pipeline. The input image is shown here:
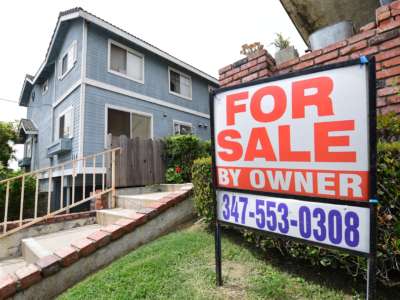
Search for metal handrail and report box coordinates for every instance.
[0,147,120,238]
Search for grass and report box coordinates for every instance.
[58,222,357,300]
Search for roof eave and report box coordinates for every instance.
[30,8,218,87]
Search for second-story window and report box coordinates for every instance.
[109,40,144,83]
[59,41,77,79]
[58,107,74,139]
[169,67,192,100]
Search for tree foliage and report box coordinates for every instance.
[0,121,17,167]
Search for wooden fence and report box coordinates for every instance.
[107,135,166,188]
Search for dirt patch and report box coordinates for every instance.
[218,261,251,300]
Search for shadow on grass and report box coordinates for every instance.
[213,226,399,300]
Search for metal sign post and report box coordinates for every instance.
[210,57,377,299]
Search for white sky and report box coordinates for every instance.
[0,0,307,168]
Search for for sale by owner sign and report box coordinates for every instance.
[211,60,377,255]
[213,63,370,201]
[211,59,377,298]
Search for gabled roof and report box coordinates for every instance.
[19,74,34,107]
[18,119,38,143]
[19,7,218,106]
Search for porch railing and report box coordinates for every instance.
[0,147,120,239]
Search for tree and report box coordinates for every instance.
[0,121,17,168]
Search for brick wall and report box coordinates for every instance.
[218,0,400,114]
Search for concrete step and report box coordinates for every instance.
[96,208,141,226]
[116,192,172,210]
[0,257,27,278]
[21,224,101,263]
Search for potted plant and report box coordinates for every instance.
[273,33,298,65]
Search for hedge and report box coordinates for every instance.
[191,113,400,286]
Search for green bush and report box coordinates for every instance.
[0,167,36,221]
[192,157,214,223]
[192,113,400,286]
[164,135,209,183]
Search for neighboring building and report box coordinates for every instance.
[18,7,218,174]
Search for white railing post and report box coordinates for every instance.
[111,150,116,208]
[34,176,39,219]
[47,169,52,214]
[102,153,105,192]
[3,181,10,234]
[93,156,96,195]
[72,161,76,205]
[19,176,25,226]
[82,158,86,201]
[60,165,64,209]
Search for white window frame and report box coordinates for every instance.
[58,40,77,80]
[168,67,192,100]
[57,106,74,139]
[104,104,153,146]
[42,79,49,95]
[107,39,145,84]
[173,120,193,135]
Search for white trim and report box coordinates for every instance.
[107,39,145,84]
[57,106,74,139]
[79,20,88,158]
[168,67,192,100]
[85,78,210,119]
[80,11,218,84]
[52,80,81,108]
[58,40,77,80]
[104,104,154,146]
[173,120,193,135]
[41,79,49,95]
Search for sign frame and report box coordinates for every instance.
[210,57,377,299]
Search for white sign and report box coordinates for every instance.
[213,64,370,201]
[217,190,370,253]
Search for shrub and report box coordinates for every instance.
[165,167,184,184]
[192,113,400,286]
[164,135,209,183]
[192,156,214,223]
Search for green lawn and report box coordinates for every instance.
[58,222,358,300]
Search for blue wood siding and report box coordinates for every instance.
[85,23,213,116]
[83,85,210,156]
[25,19,83,169]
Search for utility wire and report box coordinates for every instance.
[0,97,18,104]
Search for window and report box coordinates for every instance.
[173,121,192,135]
[107,107,152,140]
[169,68,192,100]
[42,80,49,95]
[58,108,73,139]
[30,91,35,103]
[59,41,77,79]
[109,40,144,83]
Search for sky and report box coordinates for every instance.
[0,0,307,168]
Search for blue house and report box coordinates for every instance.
[18,7,218,175]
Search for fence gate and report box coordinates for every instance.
[107,134,166,188]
